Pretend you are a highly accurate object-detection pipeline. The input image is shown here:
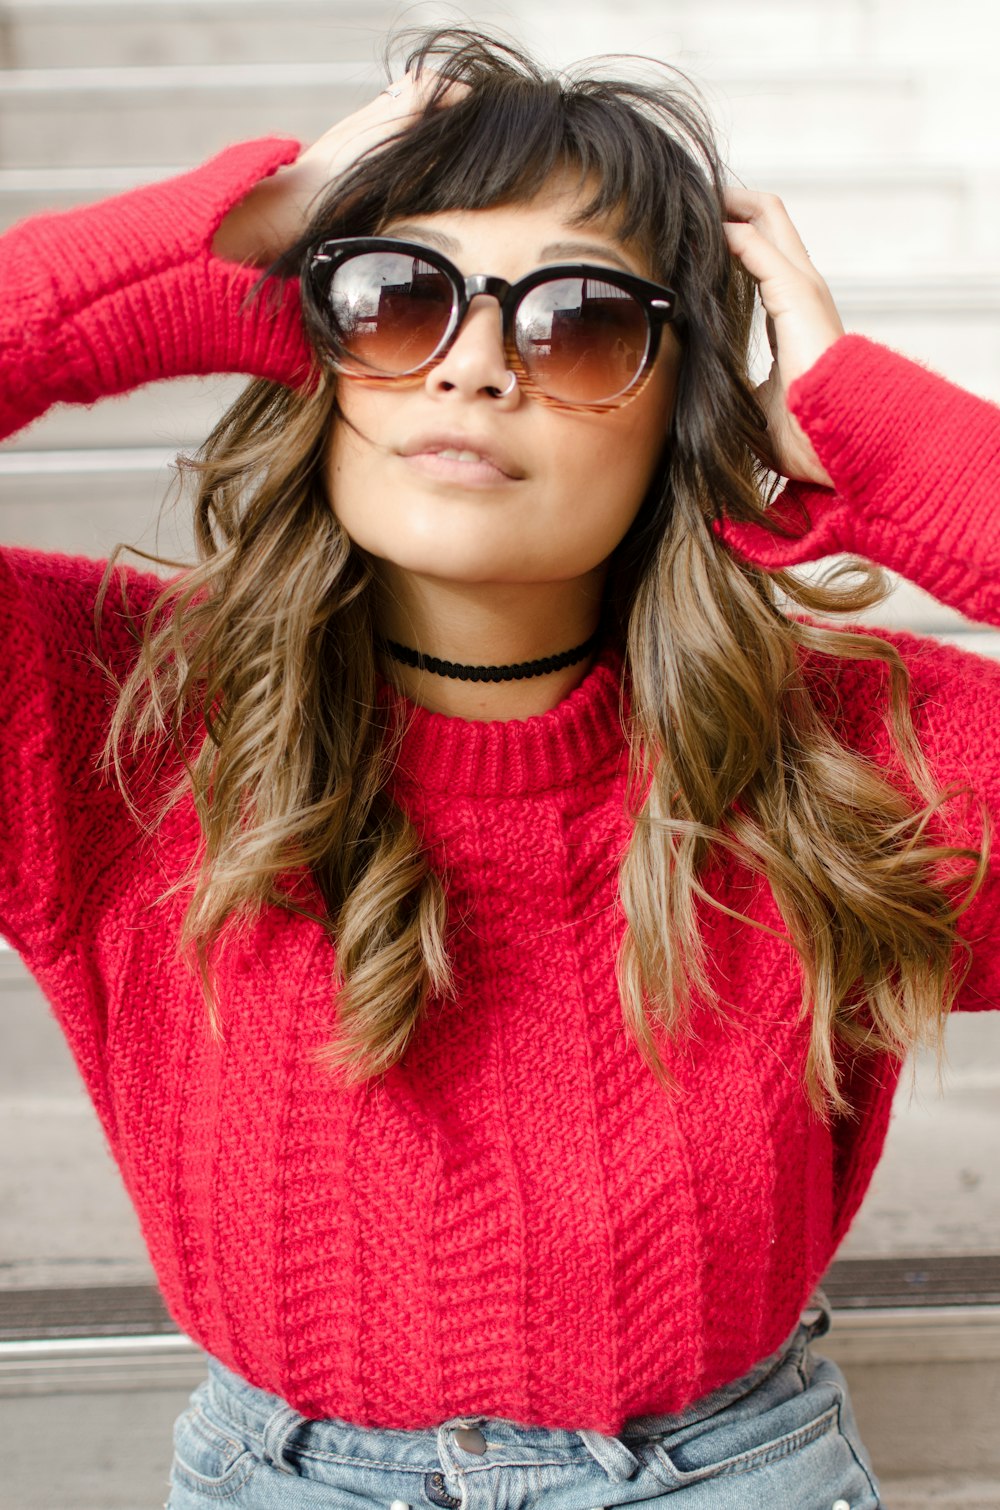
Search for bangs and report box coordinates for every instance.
[269,28,731,298]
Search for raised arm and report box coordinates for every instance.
[717,190,1000,1013]
[715,187,1000,628]
[0,135,315,443]
[0,68,470,445]
[0,71,471,977]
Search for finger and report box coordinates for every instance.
[721,216,809,313]
[722,216,845,379]
[376,70,426,116]
[385,67,469,113]
[722,186,815,278]
[722,186,810,263]
[316,68,463,167]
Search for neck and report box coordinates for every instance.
[374,571,607,721]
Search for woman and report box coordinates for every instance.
[2,26,997,1509]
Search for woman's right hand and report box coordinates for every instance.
[211,70,465,268]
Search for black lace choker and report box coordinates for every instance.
[381,631,601,683]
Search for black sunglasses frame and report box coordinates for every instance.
[302,236,682,413]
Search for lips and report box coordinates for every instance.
[397,430,524,480]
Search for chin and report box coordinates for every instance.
[362,532,527,580]
[386,554,524,584]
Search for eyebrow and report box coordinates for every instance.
[383,223,637,275]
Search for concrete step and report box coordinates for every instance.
[0,374,246,452]
[834,277,1000,410]
[0,0,400,70]
[517,0,997,71]
[0,62,376,169]
[0,60,923,169]
[0,1314,997,1504]
[0,0,982,78]
[0,446,199,564]
[734,163,974,276]
[826,1308,1000,1478]
[0,162,191,232]
[762,273,1000,410]
[882,1480,1000,1510]
[693,64,926,165]
[18,0,969,79]
[781,562,1000,640]
[586,0,873,67]
[0,0,879,73]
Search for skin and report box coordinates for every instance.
[324,183,683,720]
[211,70,847,721]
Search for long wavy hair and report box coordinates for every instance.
[97,26,988,1119]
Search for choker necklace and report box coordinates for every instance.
[381,631,601,683]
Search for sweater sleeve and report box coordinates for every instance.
[0,133,316,442]
[719,335,1000,1012]
[716,333,1000,628]
[0,138,314,964]
[0,547,166,962]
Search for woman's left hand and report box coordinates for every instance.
[722,187,846,488]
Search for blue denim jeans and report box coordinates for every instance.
[167,1291,881,1509]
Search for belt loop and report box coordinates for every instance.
[803,1287,833,1343]
[261,1401,305,1475]
[576,1428,643,1482]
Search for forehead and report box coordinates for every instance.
[380,170,650,277]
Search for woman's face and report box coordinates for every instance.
[325,174,683,603]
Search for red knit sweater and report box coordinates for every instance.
[2,137,998,1434]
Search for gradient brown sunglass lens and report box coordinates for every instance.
[328,251,455,374]
[516,276,650,403]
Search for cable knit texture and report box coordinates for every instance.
[1,138,998,1432]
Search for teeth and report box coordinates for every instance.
[436,448,485,463]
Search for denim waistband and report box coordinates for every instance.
[199,1289,833,1485]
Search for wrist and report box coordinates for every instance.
[210,157,323,268]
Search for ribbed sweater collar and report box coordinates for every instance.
[377,644,629,799]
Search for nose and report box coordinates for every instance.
[425,295,517,403]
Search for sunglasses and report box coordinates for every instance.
[301,236,681,411]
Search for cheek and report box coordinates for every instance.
[324,391,381,518]
[564,379,674,517]
[619,364,677,495]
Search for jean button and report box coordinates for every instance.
[454,1427,487,1455]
